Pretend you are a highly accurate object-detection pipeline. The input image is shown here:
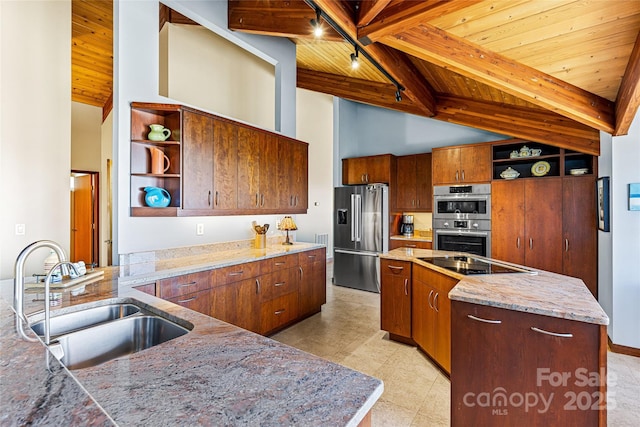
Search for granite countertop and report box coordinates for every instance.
[389,234,432,243]
[1,243,383,426]
[381,248,609,326]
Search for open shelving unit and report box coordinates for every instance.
[130,103,182,216]
[492,140,596,181]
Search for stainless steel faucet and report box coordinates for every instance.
[14,240,68,341]
[43,262,78,346]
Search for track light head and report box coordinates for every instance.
[310,8,323,37]
[395,90,402,102]
[350,51,360,69]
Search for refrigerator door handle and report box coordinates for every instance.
[350,194,356,241]
[354,194,362,242]
[334,249,379,257]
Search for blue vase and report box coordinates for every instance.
[144,187,171,208]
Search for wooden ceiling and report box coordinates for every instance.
[72,0,113,113]
[229,0,640,155]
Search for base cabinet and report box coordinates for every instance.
[451,300,606,426]
[380,259,412,340]
[298,248,327,317]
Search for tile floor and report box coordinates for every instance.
[272,263,640,426]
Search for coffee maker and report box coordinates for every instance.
[401,214,414,237]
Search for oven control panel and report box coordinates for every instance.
[433,218,490,231]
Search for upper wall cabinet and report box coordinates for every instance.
[342,154,395,185]
[130,103,308,217]
[432,145,492,185]
[396,153,432,212]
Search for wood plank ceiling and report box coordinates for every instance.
[229,0,640,155]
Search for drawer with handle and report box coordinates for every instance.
[266,254,296,273]
[260,269,297,301]
[260,292,299,335]
[216,261,261,286]
[158,270,214,299]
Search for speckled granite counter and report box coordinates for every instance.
[1,242,383,426]
[381,248,608,325]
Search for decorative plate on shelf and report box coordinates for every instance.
[531,161,551,177]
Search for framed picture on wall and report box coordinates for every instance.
[597,177,610,232]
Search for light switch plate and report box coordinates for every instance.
[15,224,25,235]
[196,224,204,235]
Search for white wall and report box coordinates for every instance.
[100,111,113,267]
[600,112,640,349]
[295,89,334,256]
[114,0,297,257]
[71,102,102,171]
[162,23,276,131]
[0,0,71,279]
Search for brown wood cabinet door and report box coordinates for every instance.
[433,275,456,374]
[182,111,214,210]
[412,275,436,356]
[342,157,368,185]
[233,278,261,333]
[169,289,212,316]
[432,148,460,185]
[459,145,491,183]
[380,260,412,339]
[260,292,299,335]
[396,155,417,210]
[277,139,308,210]
[259,134,279,209]
[237,127,261,209]
[525,178,563,273]
[492,180,526,265]
[365,155,392,184]
[415,153,433,211]
[212,119,238,210]
[563,176,597,296]
[291,141,308,210]
[298,249,326,316]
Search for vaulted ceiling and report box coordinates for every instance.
[71,1,640,156]
[229,0,640,156]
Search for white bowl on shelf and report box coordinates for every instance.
[569,168,589,175]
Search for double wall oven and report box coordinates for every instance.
[433,184,491,257]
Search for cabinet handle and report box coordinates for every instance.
[387,265,404,271]
[299,266,304,281]
[428,289,434,309]
[565,239,569,252]
[404,278,408,296]
[274,309,286,315]
[467,314,502,324]
[255,193,259,207]
[275,262,286,266]
[290,195,294,206]
[215,191,219,206]
[361,174,366,183]
[228,271,244,276]
[208,191,212,206]
[531,327,573,338]
[178,281,197,288]
[177,296,197,303]
[516,237,520,249]
[462,170,465,181]
[274,282,285,287]
[529,238,533,249]
[307,255,316,259]
[255,279,260,294]
[412,199,415,206]
[417,199,420,207]
[405,244,417,248]
[455,170,459,181]
[434,292,439,312]
[261,194,265,207]
[295,195,298,206]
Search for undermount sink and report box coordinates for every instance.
[28,299,191,370]
[53,315,189,370]
[30,303,141,338]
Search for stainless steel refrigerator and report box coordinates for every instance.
[333,184,389,293]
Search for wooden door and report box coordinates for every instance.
[233,278,261,333]
[433,274,457,374]
[396,155,417,210]
[432,148,460,185]
[212,119,238,210]
[298,250,326,316]
[491,180,526,265]
[563,176,598,296]
[71,173,94,263]
[524,178,563,273]
[182,111,214,210]
[415,153,433,211]
[237,127,261,210]
[343,157,367,185]
[380,260,412,339]
[365,155,392,184]
[259,134,279,209]
[412,274,436,356]
[290,140,308,210]
[459,145,491,183]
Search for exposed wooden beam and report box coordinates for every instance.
[436,96,600,155]
[102,92,113,123]
[228,0,343,42]
[357,0,392,28]
[297,68,425,116]
[614,31,640,136]
[382,24,615,133]
[358,0,480,45]
[312,0,436,116]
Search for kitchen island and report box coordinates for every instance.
[380,248,609,426]
[0,242,382,426]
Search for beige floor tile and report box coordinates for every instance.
[371,398,417,427]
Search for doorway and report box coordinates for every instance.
[70,171,99,266]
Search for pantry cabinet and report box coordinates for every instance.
[396,153,432,211]
[451,300,606,426]
[432,145,491,185]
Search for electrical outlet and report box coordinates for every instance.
[196,224,204,235]
[15,224,25,235]
[276,220,281,229]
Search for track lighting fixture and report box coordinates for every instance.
[310,7,323,37]
[350,47,359,70]
[395,87,403,102]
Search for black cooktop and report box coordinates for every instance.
[418,256,533,275]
